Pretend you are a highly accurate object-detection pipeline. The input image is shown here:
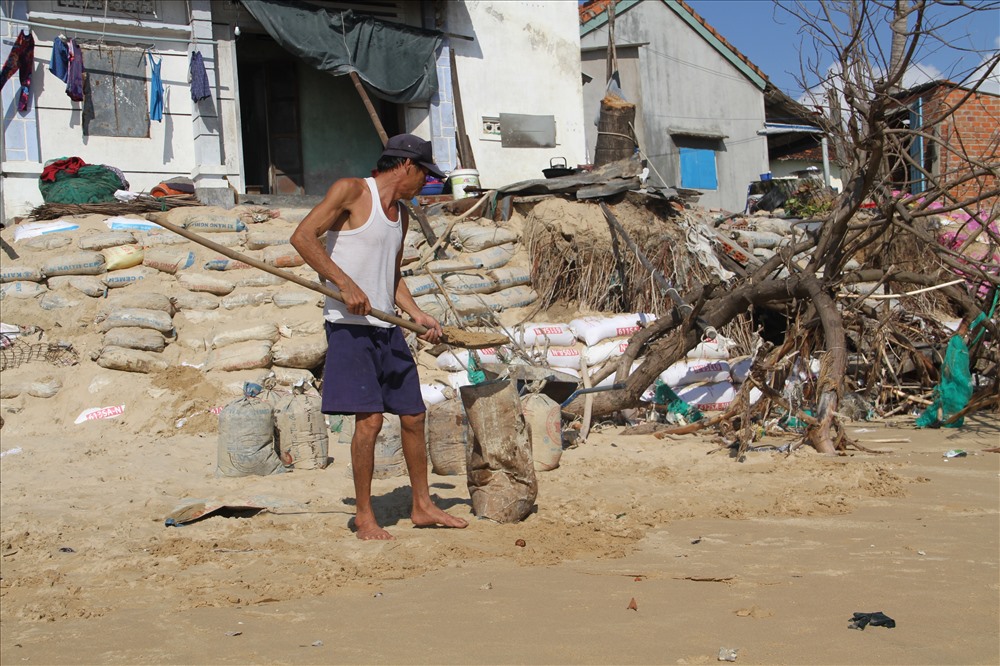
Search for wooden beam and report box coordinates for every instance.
[350,71,388,147]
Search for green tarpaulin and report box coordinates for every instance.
[241,0,442,103]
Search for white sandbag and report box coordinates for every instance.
[403,274,439,297]
[1,377,63,398]
[271,334,327,369]
[483,285,538,310]
[102,267,158,289]
[442,272,497,295]
[272,390,328,470]
[271,366,317,387]
[103,244,144,271]
[106,216,158,232]
[543,346,582,369]
[435,347,506,372]
[77,231,136,251]
[103,327,167,352]
[22,235,72,252]
[263,245,304,268]
[211,322,280,349]
[488,266,531,289]
[202,231,246,247]
[732,230,786,249]
[237,273,285,287]
[583,338,630,366]
[42,251,106,277]
[206,340,273,372]
[426,258,476,273]
[95,346,170,373]
[0,281,47,299]
[138,230,188,246]
[1,265,43,283]
[660,359,732,388]
[271,290,320,309]
[27,377,62,398]
[47,275,105,298]
[98,308,174,334]
[401,244,420,265]
[450,223,519,252]
[183,214,246,233]
[13,219,79,241]
[178,273,236,296]
[143,248,196,274]
[570,313,656,346]
[106,290,174,314]
[425,399,470,475]
[730,357,753,384]
[467,242,517,270]
[521,392,562,471]
[446,370,474,391]
[686,335,736,360]
[420,383,449,406]
[246,230,291,250]
[221,291,272,309]
[204,255,256,271]
[674,381,737,412]
[510,323,575,347]
[414,294,494,324]
[171,292,220,311]
[39,291,79,310]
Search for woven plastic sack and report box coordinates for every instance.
[216,384,285,477]
[272,388,329,470]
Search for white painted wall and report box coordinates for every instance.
[445,1,587,187]
[1,4,240,218]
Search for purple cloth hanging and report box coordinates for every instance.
[65,39,85,102]
[1,30,35,112]
[189,51,211,102]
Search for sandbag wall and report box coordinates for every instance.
[0,206,337,396]
[403,219,538,326]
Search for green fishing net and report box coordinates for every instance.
[915,335,973,428]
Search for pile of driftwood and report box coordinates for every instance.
[538,186,998,455]
[29,194,201,221]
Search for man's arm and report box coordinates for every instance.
[290,178,371,315]
[394,206,443,343]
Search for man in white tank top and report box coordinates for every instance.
[291,134,468,539]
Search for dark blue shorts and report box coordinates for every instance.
[321,322,425,416]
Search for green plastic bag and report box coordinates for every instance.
[653,379,703,423]
[915,335,973,428]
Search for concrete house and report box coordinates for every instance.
[1,0,586,219]
[579,0,771,212]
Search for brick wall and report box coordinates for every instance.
[924,86,999,213]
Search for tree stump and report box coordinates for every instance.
[594,95,636,167]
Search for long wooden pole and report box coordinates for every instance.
[349,71,388,147]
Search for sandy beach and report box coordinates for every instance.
[1,406,997,664]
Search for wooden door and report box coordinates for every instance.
[264,62,305,195]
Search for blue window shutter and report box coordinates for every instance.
[909,97,924,194]
[680,147,718,189]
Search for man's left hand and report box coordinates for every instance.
[412,311,443,343]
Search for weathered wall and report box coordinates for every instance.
[580,0,769,211]
[926,87,999,212]
[1,0,236,218]
[444,1,587,188]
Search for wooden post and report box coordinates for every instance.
[449,48,476,169]
[350,71,388,147]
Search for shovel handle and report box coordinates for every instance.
[145,214,430,336]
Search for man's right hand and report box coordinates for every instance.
[340,279,371,316]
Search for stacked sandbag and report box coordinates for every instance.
[94,291,176,373]
[402,219,536,325]
[0,207,330,389]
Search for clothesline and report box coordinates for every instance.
[7,18,218,46]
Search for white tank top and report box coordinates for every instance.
[323,178,401,327]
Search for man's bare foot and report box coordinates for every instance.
[411,503,468,529]
[354,518,395,540]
